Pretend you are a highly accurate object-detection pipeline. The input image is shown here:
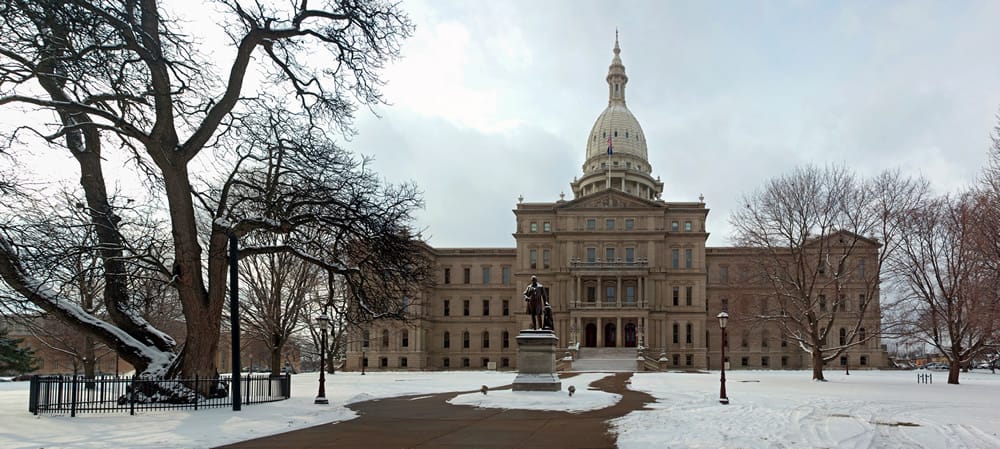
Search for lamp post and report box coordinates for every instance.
[717,311,729,405]
[315,311,330,405]
[361,350,366,375]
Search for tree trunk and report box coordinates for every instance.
[811,350,826,381]
[270,345,282,375]
[948,360,961,384]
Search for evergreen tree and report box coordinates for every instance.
[0,327,37,375]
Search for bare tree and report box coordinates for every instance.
[0,0,415,394]
[890,194,999,384]
[731,165,928,380]
[239,233,320,374]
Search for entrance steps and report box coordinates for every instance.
[572,347,637,372]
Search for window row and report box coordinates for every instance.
[669,220,696,232]
[441,357,510,369]
[442,298,511,317]
[584,218,637,231]
[670,248,695,269]
[583,246,638,263]
[671,286,696,306]
[442,330,512,350]
[361,329,411,349]
[443,266,512,285]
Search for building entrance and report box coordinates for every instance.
[585,323,597,347]
[604,323,617,347]
[625,323,637,347]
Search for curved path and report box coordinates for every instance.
[218,372,653,449]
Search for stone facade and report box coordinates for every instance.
[344,35,889,372]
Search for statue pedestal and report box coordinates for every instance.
[513,330,561,391]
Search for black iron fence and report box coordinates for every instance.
[28,373,291,416]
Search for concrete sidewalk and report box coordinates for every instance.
[216,372,653,449]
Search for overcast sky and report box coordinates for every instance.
[7,1,1000,249]
[346,0,1000,248]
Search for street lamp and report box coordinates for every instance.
[361,350,366,375]
[717,311,729,405]
[315,311,330,405]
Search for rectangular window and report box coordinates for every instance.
[482,299,490,316]
[443,333,450,348]
[400,357,408,368]
[502,358,510,367]
[586,218,596,230]
[625,218,634,230]
[463,268,471,284]
[685,249,692,269]
[741,357,749,367]
[543,249,551,269]
[606,219,615,230]
[483,333,490,349]
[858,294,866,311]
[502,332,510,348]
[482,267,491,284]
[586,247,596,263]
[720,266,729,283]
[858,258,866,278]
[443,300,450,316]
[443,358,450,368]
[530,222,538,232]
[819,295,827,312]
[463,300,470,316]
[502,266,511,285]
[586,286,596,302]
[672,249,679,268]
[685,354,693,366]
[380,357,388,368]
[402,332,409,347]
[625,247,635,263]
[673,287,679,306]
[761,356,769,367]
[462,358,470,368]
[444,268,451,284]
[543,221,551,232]
[530,249,537,269]
[606,286,615,303]
[605,247,615,262]
[685,286,693,306]
[671,221,679,231]
[625,286,635,303]
[684,221,692,232]
[672,323,679,344]
[685,323,692,344]
[781,356,788,367]
[860,356,868,366]
[502,299,509,316]
[672,354,680,365]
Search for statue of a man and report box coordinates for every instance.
[523,275,550,330]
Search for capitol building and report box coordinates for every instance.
[344,37,889,372]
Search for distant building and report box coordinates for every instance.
[344,36,889,372]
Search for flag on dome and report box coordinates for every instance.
[607,136,613,155]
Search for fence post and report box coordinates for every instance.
[130,376,137,416]
[194,374,199,411]
[28,375,38,415]
[285,373,291,398]
[70,374,79,418]
[245,374,250,404]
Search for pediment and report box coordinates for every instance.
[558,190,662,210]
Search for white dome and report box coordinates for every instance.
[586,104,647,161]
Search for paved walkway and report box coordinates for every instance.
[217,372,654,449]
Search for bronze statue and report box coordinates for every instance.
[523,275,551,330]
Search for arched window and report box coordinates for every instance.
[463,331,470,349]
[482,331,490,349]
[839,328,847,346]
[443,331,450,348]
[382,329,389,348]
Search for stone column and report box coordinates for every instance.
[616,276,622,307]
[616,316,622,348]
[597,317,603,347]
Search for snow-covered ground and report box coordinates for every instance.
[614,370,1000,449]
[1,369,998,449]
[448,372,619,412]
